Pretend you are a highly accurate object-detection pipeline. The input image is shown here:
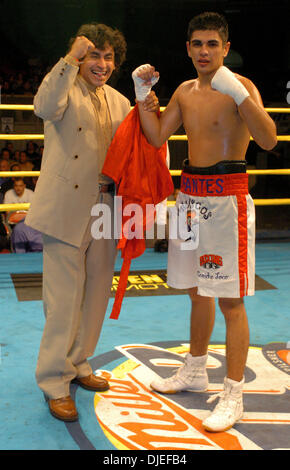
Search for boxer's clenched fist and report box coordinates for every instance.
[69,36,95,61]
[132,64,160,102]
[211,66,249,106]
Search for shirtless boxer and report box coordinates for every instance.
[132,12,277,432]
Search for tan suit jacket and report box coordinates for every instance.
[25,57,131,247]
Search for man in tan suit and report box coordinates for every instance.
[25,23,158,422]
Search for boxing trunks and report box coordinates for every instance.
[167,160,255,298]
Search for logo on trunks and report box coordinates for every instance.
[177,198,212,221]
[200,254,223,269]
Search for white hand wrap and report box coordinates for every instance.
[132,64,159,102]
[211,66,249,106]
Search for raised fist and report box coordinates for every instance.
[69,36,95,61]
[132,64,160,102]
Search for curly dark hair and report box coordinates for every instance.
[187,12,229,44]
[68,23,127,69]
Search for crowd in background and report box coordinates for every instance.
[0,66,47,96]
[0,141,43,174]
[0,141,43,254]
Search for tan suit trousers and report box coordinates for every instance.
[36,192,116,399]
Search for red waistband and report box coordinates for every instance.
[180,171,249,197]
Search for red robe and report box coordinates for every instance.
[102,105,174,319]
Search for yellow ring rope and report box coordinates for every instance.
[169,135,290,141]
[0,134,44,141]
[0,203,30,212]
[166,199,290,207]
[1,134,290,142]
[1,169,290,179]
[1,104,290,113]
[169,169,290,176]
[0,171,41,177]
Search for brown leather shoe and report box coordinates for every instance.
[72,374,109,392]
[48,395,78,422]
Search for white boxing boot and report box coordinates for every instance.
[202,376,244,432]
[150,353,208,394]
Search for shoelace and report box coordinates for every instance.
[206,390,241,419]
[170,367,203,387]
[164,367,185,384]
[163,356,205,384]
[207,391,225,404]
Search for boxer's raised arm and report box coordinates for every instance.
[237,79,277,150]
[211,66,277,150]
[138,91,183,148]
[132,65,182,148]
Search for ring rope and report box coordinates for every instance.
[1,104,290,113]
[1,134,290,142]
[0,203,30,212]
[169,169,290,176]
[168,135,290,142]
[167,199,290,207]
[1,169,290,178]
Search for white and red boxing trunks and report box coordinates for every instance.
[167,160,255,298]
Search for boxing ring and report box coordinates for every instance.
[0,104,289,451]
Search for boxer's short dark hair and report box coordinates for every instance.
[68,23,127,68]
[187,12,229,44]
